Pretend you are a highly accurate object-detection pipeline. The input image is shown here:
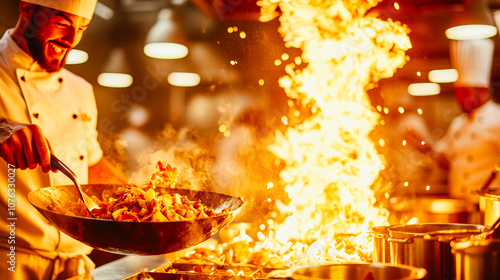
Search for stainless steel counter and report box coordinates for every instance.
[67,255,169,280]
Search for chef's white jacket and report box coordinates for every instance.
[435,100,500,203]
[0,29,103,264]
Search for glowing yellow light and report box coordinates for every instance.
[287,100,294,107]
[281,116,288,125]
[274,59,282,66]
[421,141,425,145]
[398,107,405,114]
[394,2,400,10]
[378,138,385,147]
[428,69,458,83]
[259,79,265,86]
[281,53,290,61]
[379,120,385,125]
[223,130,231,137]
[144,43,188,59]
[446,25,497,40]
[408,83,441,96]
[404,181,409,187]
[376,105,382,112]
[380,164,385,170]
[168,72,200,87]
[294,110,300,117]
[294,56,302,65]
[240,31,247,39]
[233,26,238,32]
[66,49,88,65]
[267,182,274,189]
[219,124,227,133]
[260,224,266,230]
[417,71,421,77]
[417,108,423,115]
[230,60,238,65]
[267,198,272,202]
[97,73,133,88]
[384,193,390,199]
[383,107,389,114]
[227,27,234,33]
[426,185,430,191]
[402,140,407,146]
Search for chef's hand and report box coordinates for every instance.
[0,119,53,172]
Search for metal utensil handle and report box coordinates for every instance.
[386,236,413,244]
[480,157,500,192]
[50,154,86,204]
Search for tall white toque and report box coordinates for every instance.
[21,0,98,20]
[450,38,495,88]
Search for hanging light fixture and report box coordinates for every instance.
[144,8,188,59]
[407,83,441,96]
[98,48,133,88]
[445,0,497,40]
[428,69,458,83]
[66,49,89,65]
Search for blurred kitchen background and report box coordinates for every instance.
[1,0,500,195]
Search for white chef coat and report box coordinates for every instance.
[435,100,500,203]
[0,29,103,276]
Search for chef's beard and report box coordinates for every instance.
[25,33,68,73]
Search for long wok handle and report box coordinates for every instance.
[50,154,87,205]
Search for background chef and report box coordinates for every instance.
[0,0,126,279]
[432,38,500,204]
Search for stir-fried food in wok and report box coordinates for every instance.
[90,160,229,222]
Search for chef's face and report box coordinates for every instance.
[23,6,90,72]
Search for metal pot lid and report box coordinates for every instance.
[388,223,487,239]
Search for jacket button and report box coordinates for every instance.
[79,155,85,160]
[21,76,25,82]
[58,77,63,83]
[33,113,39,118]
[72,114,78,119]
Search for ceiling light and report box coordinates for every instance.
[144,43,188,59]
[407,83,441,96]
[98,48,133,88]
[94,2,114,20]
[445,25,497,40]
[98,73,133,88]
[445,0,497,40]
[168,72,200,87]
[144,9,188,59]
[428,69,458,83]
[66,49,88,65]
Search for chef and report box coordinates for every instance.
[433,38,500,204]
[0,1,126,279]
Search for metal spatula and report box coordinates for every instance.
[50,154,99,218]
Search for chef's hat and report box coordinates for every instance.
[21,0,97,20]
[450,38,495,88]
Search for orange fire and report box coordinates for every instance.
[257,0,411,264]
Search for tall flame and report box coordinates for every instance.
[258,0,411,263]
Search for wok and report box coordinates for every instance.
[27,184,244,255]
